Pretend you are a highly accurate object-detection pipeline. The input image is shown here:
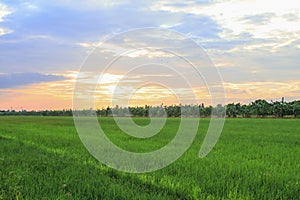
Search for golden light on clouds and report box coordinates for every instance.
[128,84,180,106]
[0,74,74,110]
[0,70,299,110]
[224,81,300,102]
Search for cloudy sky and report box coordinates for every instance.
[0,0,299,110]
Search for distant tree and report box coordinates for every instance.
[226,103,237,118]
[240,104,251,118]
[213,104,226,117]
[2,98,300,118]
[272,101,284,118]
[106,106,112,117]
[292,101,300,117]
[252,99,270,117]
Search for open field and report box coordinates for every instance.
[0,116,299,199]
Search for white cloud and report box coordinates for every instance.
[0,27,12,36]
[77,42,99,48]
[0,3,12,36]
[159,23,182,29]
[126,49,175,58]
[41,0,130,10]
[229,2,299,40]
[151,0,300,41]
[0,3,11,22]
[77,37,176,59]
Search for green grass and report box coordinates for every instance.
[0,116,299,199]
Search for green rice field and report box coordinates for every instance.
[0,116,299,199]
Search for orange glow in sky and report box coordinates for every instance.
[1,71,299,110]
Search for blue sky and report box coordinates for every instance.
[0,0,299,110]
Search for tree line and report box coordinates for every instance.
[1,98,299,118]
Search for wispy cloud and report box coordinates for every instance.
[0,3,11,22]
[242,13,275,25]
[0,2,12,36]
[0,73,66,88]
[224,80,300,103]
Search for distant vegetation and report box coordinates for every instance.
[1,98,300,118]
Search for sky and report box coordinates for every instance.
[0,0,299,110]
